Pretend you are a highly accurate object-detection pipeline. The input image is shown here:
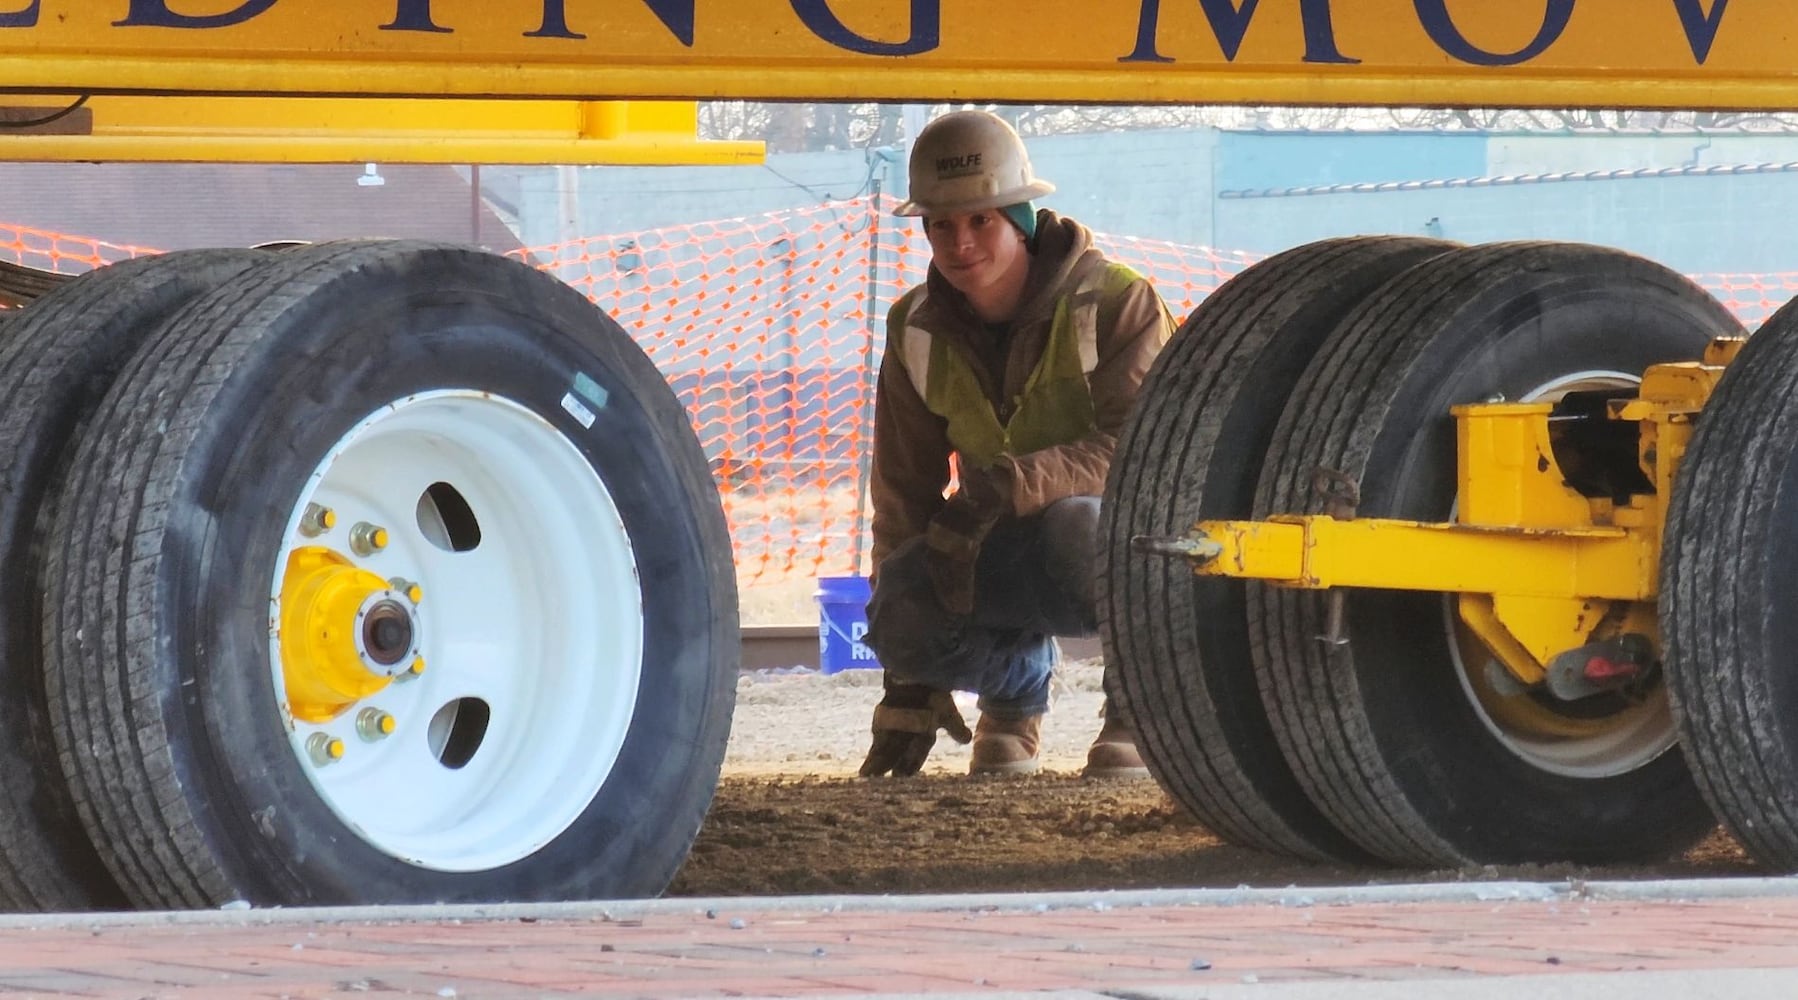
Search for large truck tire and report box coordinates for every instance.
[1663,297,1798,870]
[42,241,738,907]
[1253,241,1727,867]
[1100,236,1457,862]
[0,250,269,910]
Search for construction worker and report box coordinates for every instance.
[859,109,1175,779]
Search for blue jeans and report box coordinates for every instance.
[864,497,1100,720]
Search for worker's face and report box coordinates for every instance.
[924,210,1026,301]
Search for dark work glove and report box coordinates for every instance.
[858,681,973,777]
[958,460,1014,515]
[922,461,1015,616]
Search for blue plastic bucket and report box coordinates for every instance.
[815,575,879,674]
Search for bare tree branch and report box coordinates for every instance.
[698,102,1798,150]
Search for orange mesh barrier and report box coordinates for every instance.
[0,222,150,273]
[7,210,1798,606]
[1690,271,1798,327]
[0,223,151,311]
[530,200,895,592]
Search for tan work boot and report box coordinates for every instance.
[1083,699,1151,779]
[969,713,1042,775]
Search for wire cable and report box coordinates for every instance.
[1,95,90,130]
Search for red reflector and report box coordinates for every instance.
[1584,656,1640,682]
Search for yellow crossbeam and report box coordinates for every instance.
[0,97,762,165]
[1195,516,1656,602]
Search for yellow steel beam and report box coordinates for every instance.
[1195,516,1656,602]
[0,2,1790,110]
[0,96,761,164]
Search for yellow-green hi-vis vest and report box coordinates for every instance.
[891,262,1143,468]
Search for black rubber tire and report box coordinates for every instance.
[1100,236,1458,862]
[1252,241,1730,867]
[42,241,738,908]
[0,250,269,911]
[1663,298,1798,870]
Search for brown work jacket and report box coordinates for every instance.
[868,210,1175,570]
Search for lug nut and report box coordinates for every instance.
[349,522,389,556]
[356,708,397,742]
[389,577,423,604]
[300,503,336,537]
[306,732,345,766]
[398,655,426,681]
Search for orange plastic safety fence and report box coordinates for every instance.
[0,222,151,311]
[1690,271,1798,327]
[528,199,896,591]
[8,212,1798,595]
[0,221,151,274]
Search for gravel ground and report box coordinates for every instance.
[666,659,1762,898]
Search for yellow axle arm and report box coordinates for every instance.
[1189,516,1654,602]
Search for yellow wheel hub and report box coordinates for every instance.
[279,546,421,723]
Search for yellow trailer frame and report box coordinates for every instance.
[0,2,1791,109]
[0,2,1796,166]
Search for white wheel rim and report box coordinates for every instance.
[269,391,642,872]
[1449,369,1679,778]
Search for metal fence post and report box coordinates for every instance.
[850,180,882,576]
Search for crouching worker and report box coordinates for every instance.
[859,110,1174,779]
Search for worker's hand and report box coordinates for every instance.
[924,496,998,616]
[858,683,973,777]
[922,460,1014,616]
[957,460,1014,517]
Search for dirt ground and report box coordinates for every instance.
[667,659,1762,898]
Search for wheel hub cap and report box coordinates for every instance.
[280,546,421,722]
[360,600,414,667]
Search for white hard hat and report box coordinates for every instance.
[893,110,1055,217]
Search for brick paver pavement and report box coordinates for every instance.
[0,880,1794,998]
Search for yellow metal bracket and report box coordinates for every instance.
[1159,342,1744,690]
[0,96,763,165]
[1610,337,1742,503]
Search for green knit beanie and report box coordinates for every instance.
[1000,203,1038,241]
